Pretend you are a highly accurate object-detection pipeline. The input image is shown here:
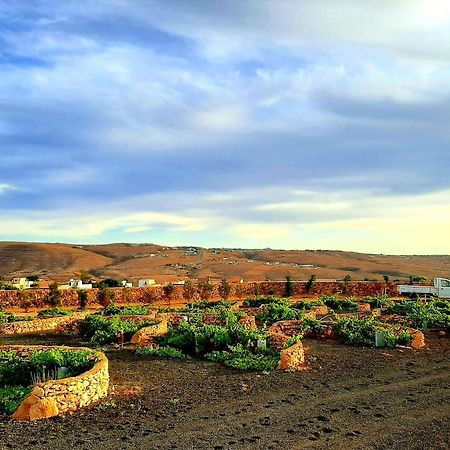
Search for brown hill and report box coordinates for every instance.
[0,242,449,284]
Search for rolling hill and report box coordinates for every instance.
[0,242,449,284]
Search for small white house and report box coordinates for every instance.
[68,279,92,289]
[120,280,133,288]
[138,279,156,288]
[12,278,33,290]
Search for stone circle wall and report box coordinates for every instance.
[0,345,109,421]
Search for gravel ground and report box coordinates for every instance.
[0,333,449,450]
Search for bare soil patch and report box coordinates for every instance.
[0,333,448,449]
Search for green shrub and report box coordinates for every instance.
[136,346,186,358]
[0,349,98,387]
[100,303,151,316]
[0,386,32,415]
[320,295,358,312]
[37,307,72,318]
[206,344,279,371]
[0,311,33,324]
[79,314,155,344]
[362,294,393,308]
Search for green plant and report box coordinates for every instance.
[218,278,232,300]
[320,295,358,312]
[101,303,150,316]
[79,314,156,344]
[198,280,214,301]
[206,344,279,371]
[362,294,393,308]
[284,275,294,297]
[78,289,88,309]
[37,307,72,318]
[98,287,114,307]
[136,346,186,359]
[48,282,62,307]
[305,274,317,293]
[0,386,31,415]
[182,280,196,301]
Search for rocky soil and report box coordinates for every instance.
[0,333,449,450]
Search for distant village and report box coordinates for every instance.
[0,276,173,291]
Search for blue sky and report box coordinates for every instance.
[0,0,449,253]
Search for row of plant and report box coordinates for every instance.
[0,348,98,415]
[386,299,450,331]
[79,314,156,345]
[332,316,413,347]
[139,309,281,371]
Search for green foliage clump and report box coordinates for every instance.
[362,294,394,308]
[257,298,305,323]
[332,316,377,346]
[332,316,413,348]
[388,299,450,331]
[80,314,155,344]
[320,295,358,312]
[292,299,325,310]
[0,386,31,415]
[0,349,98,388]
[37,307,72,318]
[100,303,151,316]
[136,346,186,359]
[243,295,280,307]
[284,275,294,297]
[206,344,279,371]
[0,311,33,324]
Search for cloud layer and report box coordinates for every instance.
[1,1,449,253]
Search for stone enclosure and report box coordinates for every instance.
[0,345,109,421]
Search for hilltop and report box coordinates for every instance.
[0,242,448,284]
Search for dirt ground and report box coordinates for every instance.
[0,333,449,450]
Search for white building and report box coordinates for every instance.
[68,279,92,289]
[121,280,133,288]
[138,279,156,288]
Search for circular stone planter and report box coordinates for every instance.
[0,345,109,421]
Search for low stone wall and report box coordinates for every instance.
[376,323,425,349]
[279,342,305,371]
[131,319,168,347]
[0,312,88,335]
[0,345,109,421]
[0,281,399,309]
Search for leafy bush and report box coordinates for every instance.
[100,303,151,316]
[0,386,31,415]
[136,346,186,359]
[0,349,98,387]
[243,295,280,307]
[257,298,305,323]
[292,299,325,310]
[79,314,155,344]
[362,294,394,308]
[320,295,358,312]
[0,311,33,324]
[206,344,279,371]
[37,307,72,318]
[332,316,376,346]
[388,299,450,331]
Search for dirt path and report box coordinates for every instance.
[1,333,449,450]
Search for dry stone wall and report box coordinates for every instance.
[0,281,399,309]
[1,345,109,421]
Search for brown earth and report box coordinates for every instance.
[0,333,449,450]
[1,242,449,284]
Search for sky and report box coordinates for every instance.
[0,0,449,254]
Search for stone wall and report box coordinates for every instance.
[130,319,168,347]
[0,281,399,309]
[0,312,88,335]
[1,345,109,421]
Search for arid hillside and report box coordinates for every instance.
[0,241,449,284]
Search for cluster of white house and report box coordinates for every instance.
[9,277,160,290]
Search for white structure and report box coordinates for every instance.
[68,279,92,289]
[398,278,450,299]
[138,279,156,288]
[121,280,133,288]
[12,278,33,290]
